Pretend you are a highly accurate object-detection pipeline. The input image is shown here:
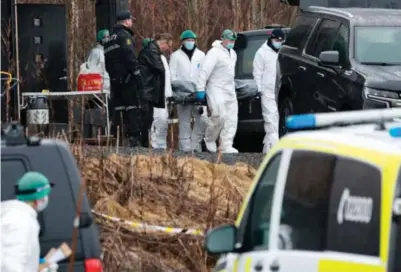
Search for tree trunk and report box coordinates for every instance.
[260,0,265,27]
[252,0,258,28]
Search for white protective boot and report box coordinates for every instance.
[221,146,238,154]
[204,138,217,153]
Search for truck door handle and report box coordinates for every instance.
[298,66,306,72]
[254,262,263,271]
[316,72,325,78]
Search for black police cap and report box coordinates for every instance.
[116,11,136,21]
[271,28,285,40]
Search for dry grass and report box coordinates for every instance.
[73,146,256,272]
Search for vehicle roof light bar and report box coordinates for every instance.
[286,108,401,130]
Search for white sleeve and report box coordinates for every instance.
[253,49,264,92]
[197,49,218,91]
[1,221,35,272]
[169,52,179,81]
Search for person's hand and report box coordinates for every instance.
[195,91,206,101]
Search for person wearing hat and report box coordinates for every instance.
[169,30,206,152]
[253,28,286,154]
[1,172,54,272]
[87,29,110,94]
[196,29,239,153]
[104,10,143,147]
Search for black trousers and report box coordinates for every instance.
[140,100,154,148]
[110,80,142,141]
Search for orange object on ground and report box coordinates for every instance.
[77,73,103,92]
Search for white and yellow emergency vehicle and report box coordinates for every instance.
[205,108,401,272]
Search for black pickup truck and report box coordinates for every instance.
[1,124,103,272]
[233,26,291,152]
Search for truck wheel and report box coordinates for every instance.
[279,96,293,137]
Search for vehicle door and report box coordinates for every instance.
[314,21,356,112]
[303,18,342,113]
[388,163,401,272]
[232,149,292,272]
[267,151,384,272]
[279,14,319,114]
[235,34,269,123]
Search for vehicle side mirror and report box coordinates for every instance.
[79,212,93,229]
[205,224,237,254]
[318,51,340,66]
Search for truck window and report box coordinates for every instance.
[305,19,341,58]
[236,36,267,78]
[333,23,349,66]
[389,166,401,272]
[1,159,28,200]
[279,151,336,250]
[285,16,317,49]
[241,153,283,250]
[326,157,381,256]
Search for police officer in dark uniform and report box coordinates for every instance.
[104,11,143,147]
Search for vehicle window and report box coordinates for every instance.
[305,19,341,58]
[355,26,401,65]
[333,23,349,65]
[243,153,282,249]
[285,16,317,49]
[1,159,28,200]
[326,157,381,256]
[388,166,401,272]
[237,36,267,77]
[279,151,336,251]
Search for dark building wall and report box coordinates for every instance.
[96,0,128,32]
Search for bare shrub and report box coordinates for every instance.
[73,146,256,271]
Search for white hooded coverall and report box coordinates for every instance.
[87,43,110,94]
[169,47,207,152]
[150,55,172,149]
[253,42,279,154]
[197,40,238,152]
[1,200,40,272]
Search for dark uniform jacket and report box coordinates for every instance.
[137,40,166,108]
[104,24,139,80]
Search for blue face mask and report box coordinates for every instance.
[225,42,235,49]
[272,41,283,50]
[183,41,195,50]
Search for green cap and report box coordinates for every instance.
[180,30,197,40]
[97,29,109,42]
[221,29,237,41]
[15,172,54,201]
[142,37,152,47]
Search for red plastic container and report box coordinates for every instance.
[77,73,103,92]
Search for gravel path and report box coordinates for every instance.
[85,146,265,169]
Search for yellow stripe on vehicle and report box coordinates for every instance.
[318,259,385,272]
[244,257,252,272]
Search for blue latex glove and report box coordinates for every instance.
[195,91,206,101]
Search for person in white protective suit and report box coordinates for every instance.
[86,29,110,93]
[170,30,207,152]
[196,29,239,153]
[150,50,173,149]
[1,171,56,272]
[253,28,286,154]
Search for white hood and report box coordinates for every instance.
[212,40,223,48]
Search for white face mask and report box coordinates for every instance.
[36,196,49,212]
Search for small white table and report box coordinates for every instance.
[19,91,110,136]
